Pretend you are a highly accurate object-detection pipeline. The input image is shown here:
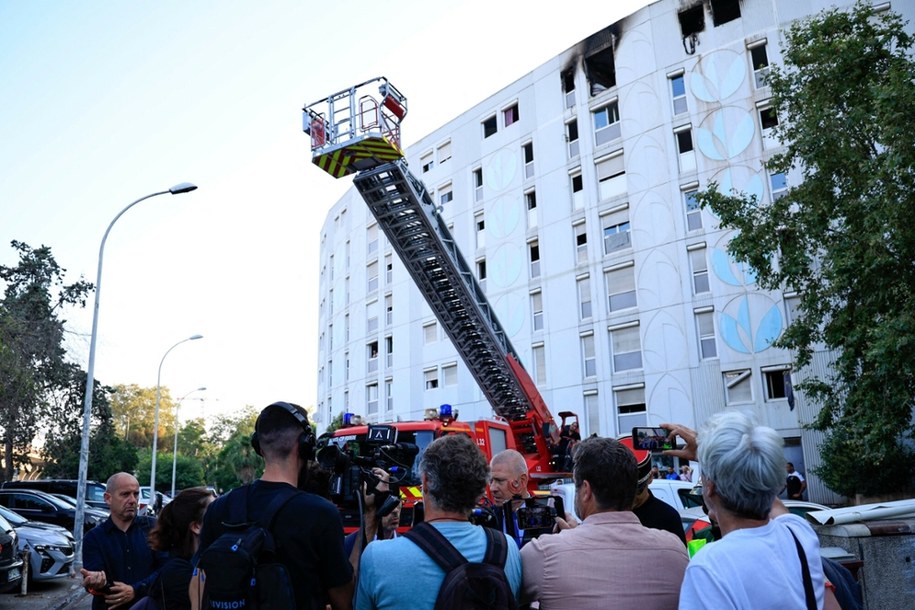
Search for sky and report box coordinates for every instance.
[0,0,652,427]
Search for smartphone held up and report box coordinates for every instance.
[632,427,677,452]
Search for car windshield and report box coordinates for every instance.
[0,505,25,526]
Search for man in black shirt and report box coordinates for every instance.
[620,435,687,546]
[197,402,353,610]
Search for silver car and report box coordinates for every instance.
[0,505,74,582]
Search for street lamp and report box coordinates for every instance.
[171,387,206,498]
[74,182,198,573]
[151,335,203,506]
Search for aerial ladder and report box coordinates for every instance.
[303,77,571,479]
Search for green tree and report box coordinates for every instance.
[111,384,177,451]
[40,363,138,480]
[698,3,915,497]
[0,241,92,480]
[207,409,261,492]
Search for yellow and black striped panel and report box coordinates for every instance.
[312,136,404,178]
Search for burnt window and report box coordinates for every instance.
[678,5,705,37]
[585,46,616,95]
[483,115,497,138]
[711,0,741,26]
[562,68,576,108]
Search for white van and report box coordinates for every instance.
[549,477,699,522]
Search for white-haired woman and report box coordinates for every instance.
[664,412,829,609]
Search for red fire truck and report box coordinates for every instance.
[303,78,577,526]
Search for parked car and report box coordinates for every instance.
[0,505,73,582]
[0,512,24,593]
[138,487,171,516]
[680,499,830,542]
[1,479,108,511]
[0,489,106,534]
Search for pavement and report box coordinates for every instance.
[7,577,90,610]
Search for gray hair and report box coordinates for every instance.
[698,411,785,519]
[490,449,527,476]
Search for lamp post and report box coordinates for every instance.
[171,387,206,498]
[151,335,203,507]
[74,182,197,573]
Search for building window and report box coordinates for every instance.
[585,46,616,94]
[577,275,593,320]
[367,383,379,414]
[529,240,541,278]
[675,128,696,173]
[670,73,688,115]
[601,208,631,254]
[583,391,599,438]
[385,379,393,412]
[570,171,584,210]
[443,363,458,386]
[423,321,437,344]
[605,262,637,312]
[784,293,802,324]
[616,385,647,431]
[688,245,710,294]
[724,369,753,404]
[531,290,544,331]
[475,213,485,249]
[367,223,378,256]
[477,258,487,289]
[503,103,520,127]
[420,151,434,173]
[483,115,497,138]
[344,351,350,382]
[562,68,576,109]
[596,152,626,200]
[523,141,534,179]
[574,221,588,264]
[525,190,537,229]
[439,183,453,205]
[424,368,439,390]
[366,300,379,334]
[344,313,350,342]
[328,324,333,351]
[327,358,332,387]
[593,101,621,146]
[750,42,770,89]
[770,171,788,201]
[367,341,379,373]
[711,0,741,26]
[684,188,702,231]
[566,120,579,158]
[367,260,379,293]
[696,309,718,359]
[437,140,452,164]
[759,106,779,149]
[385,335,393,368]
[581,333,597,378]
[473,167,483,202]
[385,294,393,326]
[385,254,393,284]
[533,343,546,385]
[610,323,642,372]
[763,367,790,400]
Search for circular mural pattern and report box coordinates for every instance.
[719,292,784,354]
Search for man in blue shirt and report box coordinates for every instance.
[81,473,166,610]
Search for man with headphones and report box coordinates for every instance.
[197,402,354,610]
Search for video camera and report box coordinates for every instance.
[470,494,565,541]
[315,424,419,509]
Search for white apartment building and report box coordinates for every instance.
[316,0,911,504]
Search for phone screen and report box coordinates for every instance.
[632,427,674,451]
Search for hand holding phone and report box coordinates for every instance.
[632,427,675,452]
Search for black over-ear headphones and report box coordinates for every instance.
[251,401,316,461]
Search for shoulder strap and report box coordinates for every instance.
[788,527,816,610]
[258,486,301,530]
[480,527,508,568]
[222,484,301,528]
[404,522,469,572]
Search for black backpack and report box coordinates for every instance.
[198,486,300,610]
[404,521,518,610]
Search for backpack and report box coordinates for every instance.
[197,486,300,610]
[404,521,518,610]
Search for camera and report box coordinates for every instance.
[515,495,565,532]
[315,425,419,508]
[632,426,675,452]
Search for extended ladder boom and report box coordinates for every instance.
[304,78,562,467]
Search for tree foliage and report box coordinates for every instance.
[111,384,177,451]
[207,409,262,493]
[0,241,92,480]
[698,3,915,496]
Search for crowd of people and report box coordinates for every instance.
[79,402,854,610]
